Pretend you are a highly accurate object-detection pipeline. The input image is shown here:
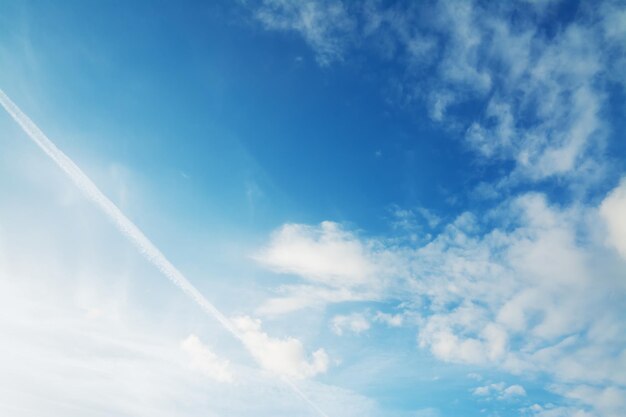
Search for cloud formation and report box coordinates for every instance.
[600,178,626,259]
[248,4,626,413]
[233,315,329,379]
[472,382,526,400]
[252,0,625,188]
[254,221,400,315]
[254,0,355,66]
[254,181,626,416]
[181,335,234,383]
[330,313,370,336]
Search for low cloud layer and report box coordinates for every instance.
[254,179,626,416]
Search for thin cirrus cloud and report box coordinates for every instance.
[254,0,355,66]
[2,1,625,416]
[0,89,330,416]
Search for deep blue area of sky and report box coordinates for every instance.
[2,0,624,237]
[0,1,485,236]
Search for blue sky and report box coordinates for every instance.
[1,1,626,416]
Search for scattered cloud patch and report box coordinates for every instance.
[521,403,595,417]
[250,0,626,187]
[373,311,404,327]
[473,382,526,400]
[600,177,626,259]
[254,0,355,66]
[232,315,329,379]
[254,221,400,314]
[254,221,376,287]
[181,334,234,383]
[331,313,370,335]
[256,186,626,416]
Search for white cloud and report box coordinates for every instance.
[181,335,234,383]
[254,221,376,287]
[254,221,401,314]
[503,384,526,397]
[232,315,329,379]
[434,1,492,93]
[600,178,626,259]
[256,284,366,315]
[251,0,621,185]
[522,404,596,417]
[472,385,493,396]
[254,0,355,66]
[472,382,526,400]
[255,185,626,416]
[390,205,441,232]
[426,2,614,184]
[241,4,626,414]
[0,142,383,417]
[556,384,626,417]
[331,313,370,335]
[374,311,404,327]
[428,90,455,122]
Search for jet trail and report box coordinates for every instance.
[0,89,240,340]
[0,89,328,417]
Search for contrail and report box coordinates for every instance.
[0,89,329,417]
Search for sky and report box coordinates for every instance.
[0,0,625,416]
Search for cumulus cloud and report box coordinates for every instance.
[181,335,234,383]
[255,185,626,416]
[472,382,526,400]
[254,221,400,314]
[331,313,370,335]
[233,315,329,379]
[600,178,626,259]
[254,221,376,287]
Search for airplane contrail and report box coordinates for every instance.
[0,89,329,417]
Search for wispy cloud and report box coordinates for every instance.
[0,89,330,417]
[254,181,626,416]
[250,0,625,189]
[0,89,240,339]
[254,0,355,66]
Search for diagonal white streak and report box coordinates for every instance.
[0,89,240,340]
[0,89,329,417]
